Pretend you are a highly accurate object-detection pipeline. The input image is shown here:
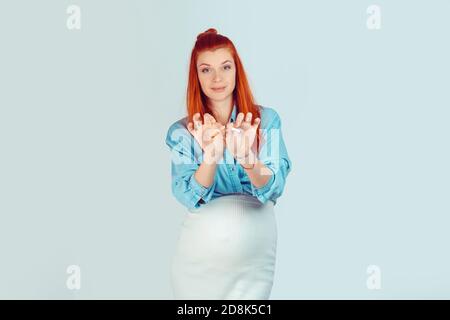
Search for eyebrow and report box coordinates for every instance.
[198,60,232,67]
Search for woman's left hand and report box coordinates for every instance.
[225,112,261,162]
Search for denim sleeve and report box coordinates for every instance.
[165,123,216,210]
[250,110,292,204]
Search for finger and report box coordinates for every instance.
[252,117,261,129]
[245,112,253,123]
[239,112,252,130]
[203,113,211,125]
[187,122,194,133]
[204,113,216,125]
[193,113,202,129]
[235,112,245,128]
[193,113,201,122]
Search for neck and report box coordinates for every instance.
[208,96,234,126]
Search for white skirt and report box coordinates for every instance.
[171,194,277,300]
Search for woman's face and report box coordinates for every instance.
[196,48,236,104]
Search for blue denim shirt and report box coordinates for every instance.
[165,105,292,210]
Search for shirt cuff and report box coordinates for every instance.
[189,174,215,203]
[251,170,275,200]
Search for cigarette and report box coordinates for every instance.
[231,127,241,133]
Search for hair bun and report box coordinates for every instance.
[197,28,218,40]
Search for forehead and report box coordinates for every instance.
[197,48,234,66]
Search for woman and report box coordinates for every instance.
[165,28,292,299]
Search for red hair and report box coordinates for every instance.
[186,28,262,153]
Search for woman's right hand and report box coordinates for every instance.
[187,113,225,164]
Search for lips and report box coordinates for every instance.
[212,86,226,90]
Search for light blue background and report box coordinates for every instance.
[0,0,449,299]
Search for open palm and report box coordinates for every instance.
[225,112,261,159]
[187,112,225,163]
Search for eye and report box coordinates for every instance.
[201,68,209,73]
[224,65,232,70]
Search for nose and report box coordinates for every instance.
[212,70,223,82]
